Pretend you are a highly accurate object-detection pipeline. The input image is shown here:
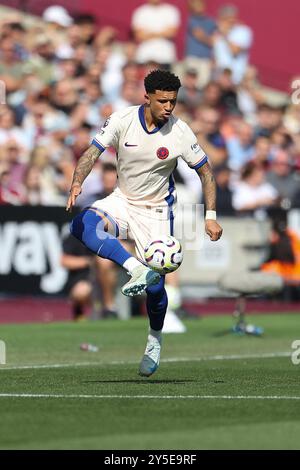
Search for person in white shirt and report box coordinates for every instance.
[213,4,253,84]
[66,69,222,377]
[232,161,278,215]
[131,0,180,66]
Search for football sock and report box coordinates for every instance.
[146,276,167,331]
[123,257,144,274]
[149,328,162,340]
[70,208,131,267]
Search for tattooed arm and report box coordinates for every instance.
[197,161,223,241]
[66,144,103,211]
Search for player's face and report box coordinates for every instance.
[146,90,178,124]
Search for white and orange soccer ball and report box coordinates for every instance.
[144,235,183,275]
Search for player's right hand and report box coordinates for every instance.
[66,184,82,212]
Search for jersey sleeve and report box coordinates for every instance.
[92,112,122,152]
[180,123,208,170]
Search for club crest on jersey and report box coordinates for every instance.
[156,147,169,160]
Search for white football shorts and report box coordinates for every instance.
[89,188,176,261]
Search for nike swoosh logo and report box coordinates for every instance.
[125,142,138,147]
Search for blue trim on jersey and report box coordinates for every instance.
[138,105,162,135]
[165,174,175,236]
[192,156,208,170]
[92,139,105,152]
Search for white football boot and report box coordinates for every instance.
[139,332,162,377]
[121,265,160,297]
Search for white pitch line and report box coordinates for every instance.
[0,351,291,371]
[0,393,300,400]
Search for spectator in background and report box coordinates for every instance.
[192,106,227,167]
[251,135,272,166]
[42,5,73,49]
[4,21,28,61]
[23,95,73,151]
[0,105,30,151]
[61,232,94,321]
[270,126,294,153]
[0,35,26,93]
[73,13,97,46]
[185,0,216,88]
[177,68,203,114]
[81,162,117,208]
[214,164,234,215]
[226,121,254,172]
[266,149,299,208]
[254,104,284,139]
[0,160,23,204]
[237,66,264,124]
[261,213,300,299]
[232,161,278,216]
[0,140,27,201]
[43,5,73,28]
[201,81,222,109]
[28,145,73,206]
[216,68,239,115]
[131,0,180,68]
[22,164,51,205]
[213,4,253,84]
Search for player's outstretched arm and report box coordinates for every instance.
[66,144,103,212]
[197,162,223,241]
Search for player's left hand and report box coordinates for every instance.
[205,220,223,242]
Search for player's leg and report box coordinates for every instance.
[138,275,167,376]
[70,199,160,296]
[127,205,171,376]
[69,280,92,321]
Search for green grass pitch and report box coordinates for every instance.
[0,314,300,449]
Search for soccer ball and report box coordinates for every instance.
[144,235,183,275]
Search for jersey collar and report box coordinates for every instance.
[138,105,163,134]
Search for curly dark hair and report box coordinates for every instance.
[144,69,181,94]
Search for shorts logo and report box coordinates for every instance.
[156,147,169,160]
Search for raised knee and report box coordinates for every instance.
[70,212,85,240]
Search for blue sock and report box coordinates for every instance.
[70,208,131,267]
[146,276,168,331]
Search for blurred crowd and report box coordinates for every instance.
[0,0,300,219]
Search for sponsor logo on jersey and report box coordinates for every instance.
[191,142,201,154]
[103,117,111,128]
[125,142,138,147]
[156,147,169,160]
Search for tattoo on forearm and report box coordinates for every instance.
[71,145,102,187]
[198,163,216,211]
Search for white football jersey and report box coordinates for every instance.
[92,105,207,206]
